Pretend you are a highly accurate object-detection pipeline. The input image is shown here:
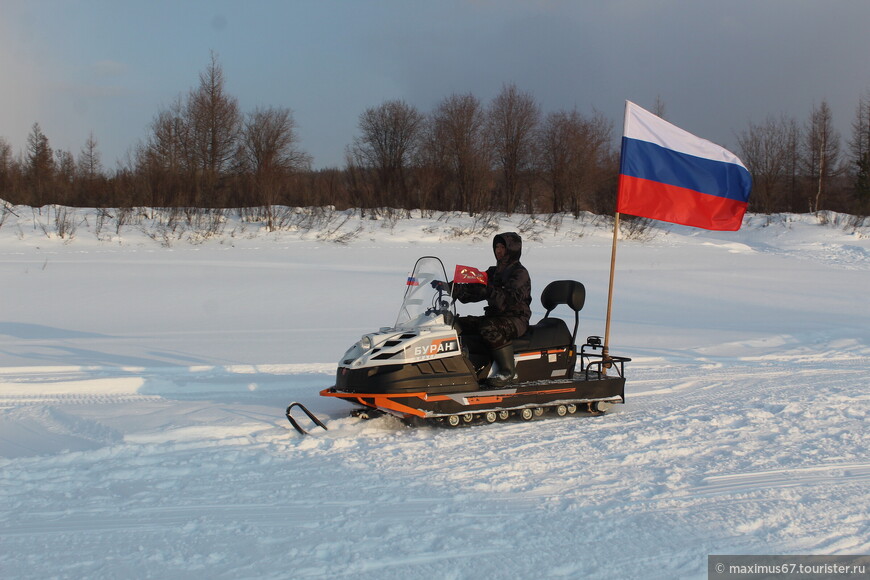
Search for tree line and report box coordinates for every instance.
[1,54,868,219]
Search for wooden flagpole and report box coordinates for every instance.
[603,101,631,365]
[603,211,620,362]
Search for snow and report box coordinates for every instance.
[0,207,868,579]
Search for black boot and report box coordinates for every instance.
[488,344,518,387]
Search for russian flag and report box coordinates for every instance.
[617,101,752,231]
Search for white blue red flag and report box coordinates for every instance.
[617,101,752,231]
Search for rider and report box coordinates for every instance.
[435,232,531,387]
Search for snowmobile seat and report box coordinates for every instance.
[513,280,586,351]
[460,316,573,355]
[511,318,571,352]
[460,280,586,354]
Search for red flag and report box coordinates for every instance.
[454,264,488,285]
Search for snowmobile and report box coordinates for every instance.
[287,256,629,434]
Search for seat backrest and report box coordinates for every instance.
[541,280,585,313]
[540,280,585,344]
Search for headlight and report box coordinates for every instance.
[360,334,373,350]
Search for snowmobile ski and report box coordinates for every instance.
[285,402,328,435]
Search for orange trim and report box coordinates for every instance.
[424,394,452,402]
[516,347,566,359]
[321,388,428,399]
[371,396,427,418]
[321,384,578,417]
[323,385,575,400]
[528,387,575,395]
[320,388,428,418]
[466,395,505,404]
[466,388,572,405]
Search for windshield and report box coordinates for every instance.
[395,256,454,328]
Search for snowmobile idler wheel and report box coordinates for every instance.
[403,416,427,428]
[445,415,461,427]
[497,410,510,421]
[566,404,578,414]
[483,411,498,424]
[351,409,374,420]
[519,408,534,421]
[461,413,474,424]
[555,404,568,417]
[533,407,545,417]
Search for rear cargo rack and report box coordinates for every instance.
[580,336,631,380]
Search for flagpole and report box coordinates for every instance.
[603,211,620,363]
[604,102,630,366]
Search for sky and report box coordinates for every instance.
[1,0,869,171]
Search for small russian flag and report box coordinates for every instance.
[406,276,419,286]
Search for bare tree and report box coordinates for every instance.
[487,83,540,213]
[146,98,188,170]
[240,106,311,229]
[304,168,346,208]
[0,137,12,199]
[138,96,188,207]
[850,90,870,210]
[802,100,842,213]
[415,115,445,212]
[651,95,667,119]
[137,51,242,208]
[186,51,241,204]
[538,110,573,214]
[240,107,310,175]
[55,149,76,203]
[538,108,613,215]
[78,132,103,180]
[737,114,800,213]
[349,99,425,207]
[425,92,490,213]
[73,132,108,206]
[849,90,870,164]
[343,148,375,213]
[26,123,54,207]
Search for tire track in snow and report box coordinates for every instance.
[698,462,870,497]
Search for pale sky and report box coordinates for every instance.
[1,0,868,170]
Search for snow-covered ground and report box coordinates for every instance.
[0,207,868,579]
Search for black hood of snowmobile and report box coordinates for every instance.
[493,232,522,262]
